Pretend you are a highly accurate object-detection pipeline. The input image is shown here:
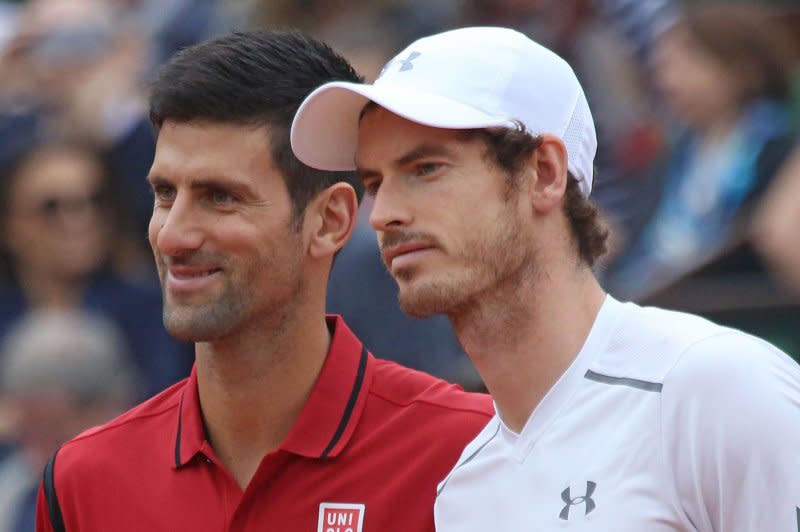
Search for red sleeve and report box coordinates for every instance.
[35,483,55,532]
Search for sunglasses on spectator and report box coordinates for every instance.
[22,190,107,221]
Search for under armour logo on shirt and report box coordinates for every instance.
[378,51,421,78]
[559,481,597,520]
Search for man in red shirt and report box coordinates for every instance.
[35,30,492,532]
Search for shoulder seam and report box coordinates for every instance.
[64,401,180,446]
[368,387,493,417]
[662,329,757,384]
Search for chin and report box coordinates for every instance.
[162,306,237,342]
[398,297,438,319]
[163,317,211,342]
[397,280,469,319]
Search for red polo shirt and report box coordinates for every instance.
[36,316,492,531]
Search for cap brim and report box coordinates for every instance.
[291,81,515,171]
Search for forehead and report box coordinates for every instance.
[655,27,708,63]
[150,120,278,182]
[356,107,480,165]
[12,149,103,198]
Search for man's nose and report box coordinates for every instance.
[368,177,413,232]
[150,194,205,257]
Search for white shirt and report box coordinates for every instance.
[435,296,800,531]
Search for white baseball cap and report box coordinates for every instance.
[291,26,597,196]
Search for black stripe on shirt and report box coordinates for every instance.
[321,346,368,459]
[43,450,66,532]
[174,392,185,467]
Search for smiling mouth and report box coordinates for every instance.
[168,268,221,280]
[164,267,223,292]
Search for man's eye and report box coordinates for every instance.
[210,189,234,204]
[363,180,381,197]
[153,185,176,202]
[417,162,442,177]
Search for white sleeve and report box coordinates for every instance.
[661,332,800,532]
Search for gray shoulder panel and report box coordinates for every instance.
[584,369,663,392]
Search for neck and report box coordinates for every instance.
[195,298,331,489]
[451,262,605,433]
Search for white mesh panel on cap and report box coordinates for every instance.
[561,88,596,196]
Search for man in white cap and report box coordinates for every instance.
[291,26,800,531]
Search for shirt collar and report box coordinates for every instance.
[172,364,206,468]
[173,315,372,468]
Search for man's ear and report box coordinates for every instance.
[528,134,569,213]
[306,183,359,259]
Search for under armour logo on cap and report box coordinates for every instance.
[398,51,420,71]
[379,51,421,78]
[559,481,596,520]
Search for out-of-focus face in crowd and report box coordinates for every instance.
[2,0,111,95]
[0,0,146,142]
[652,5,794,132]
[3,144,111,283]
[653,28,743,131]
[0,310,135,470]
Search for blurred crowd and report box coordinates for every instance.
[0,0,797,529]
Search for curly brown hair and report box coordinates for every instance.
[465,125,609,266]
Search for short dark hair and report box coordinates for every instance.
[149,30,364,224]
[468,126,609,267]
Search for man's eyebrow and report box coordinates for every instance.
[356,142,456,179]
[145,175,254,196]
[394,143,455,166]
[355,166,380,182]
[189,177,253,194]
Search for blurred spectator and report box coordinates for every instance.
[0,0,172,234]
[603,3,798,301]
[0,2,18,52]
[752,146,800,297]
[0,309,138,532]
[0,136,192,398]
[255,0,461,80]
[578,0,677,243]
[118,0,243,71]
[0,136,141,285]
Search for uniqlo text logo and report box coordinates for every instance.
[317,503,365,532]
